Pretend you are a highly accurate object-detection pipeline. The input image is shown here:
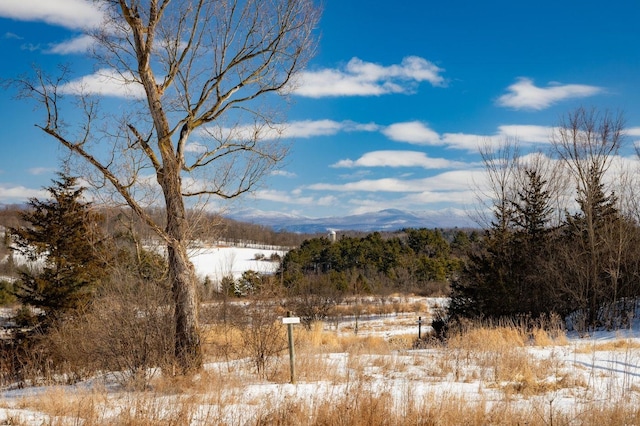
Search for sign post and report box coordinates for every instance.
[282,312,300,384]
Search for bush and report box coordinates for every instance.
[46,276,174,389]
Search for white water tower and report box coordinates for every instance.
[328,230,336,242]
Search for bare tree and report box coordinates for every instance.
[551,107,626,328]
[474,137,521,232]
[13,0,320,373]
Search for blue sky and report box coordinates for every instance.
[1,0,640,223]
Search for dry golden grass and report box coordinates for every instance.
[532,327,555,346]
[440,322,572,395]
[7,385,640,426]
[7,301,640,425]
[328,297,429,318]
[201,323,246,359]
[337,334,391,355]
[448,325,526,351]
[574,338,640,353]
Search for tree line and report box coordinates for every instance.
[450,108,640,331]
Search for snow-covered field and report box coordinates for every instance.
[6,243,287,284]
[0,303,639,424]
[188,244,286,283]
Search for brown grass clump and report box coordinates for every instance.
[386,333,415,350]
[448,325,526,352]
[294,321,342,353]
[532,327,555,346]
[443,322,567,395]
[338,334,391,355]
[201,323,245,360]
[574,338,640,353]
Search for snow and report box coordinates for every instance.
[1,246,640,423]
[1,306,640,424]
[188,245,286,283]
[9,243,288,284]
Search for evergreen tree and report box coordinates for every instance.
[450,167,557,320]
[560,165,621,327]
[11,173,109,326]
[509,168,556,316]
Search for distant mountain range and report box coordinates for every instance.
[227,208,478,233]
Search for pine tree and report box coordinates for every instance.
[11,173,109,326]
[450,167,558,321]
[561,165,621,327]
[509,168,556,316]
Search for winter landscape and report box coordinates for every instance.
[1,0,640,424]
[0,245,638,425]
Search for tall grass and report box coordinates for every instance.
[2,304,639,425]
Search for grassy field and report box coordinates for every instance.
[1,297,639,425]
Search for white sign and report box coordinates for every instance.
[282,317,300,324]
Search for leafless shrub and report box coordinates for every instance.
[237,302,288,378]
[46,276,175,389]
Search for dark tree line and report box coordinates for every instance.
[280,228,471,298]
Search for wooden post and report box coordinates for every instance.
[418,316,423,340]
[283,311,300,384]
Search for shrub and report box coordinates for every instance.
[46,276,174,389]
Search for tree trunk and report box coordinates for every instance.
[167,240,202,373]
[161,161,202,373]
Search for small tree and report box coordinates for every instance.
[11,173,109,328]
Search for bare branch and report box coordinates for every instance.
[13,0,320,374]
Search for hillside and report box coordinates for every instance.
[227,207,477,233]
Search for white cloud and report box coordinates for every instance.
[0,0,104,30]
[283,120,347,138]
[184,143,207,154]
[441,133,487,151]
[627,127,640,137]
[308,169,482,193]
[58,69,145,98]
[197,119,555,155]
[382,121,441,145]
[4,32,22,40]
[283,120,380,138]
[28,167,54,175]
[198,119,379,144]
[0,185,45,201]
[20,43,39,51]
[309,178,413,193]
[497,124,554,144]
[332,150,468,169]
[295,56,445,98]
[381,121,551,151]
[497,78,603,110]
[400,189,478,205]
[47,34,95,54]
[253,189,337,206]
[271,170,297,178]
